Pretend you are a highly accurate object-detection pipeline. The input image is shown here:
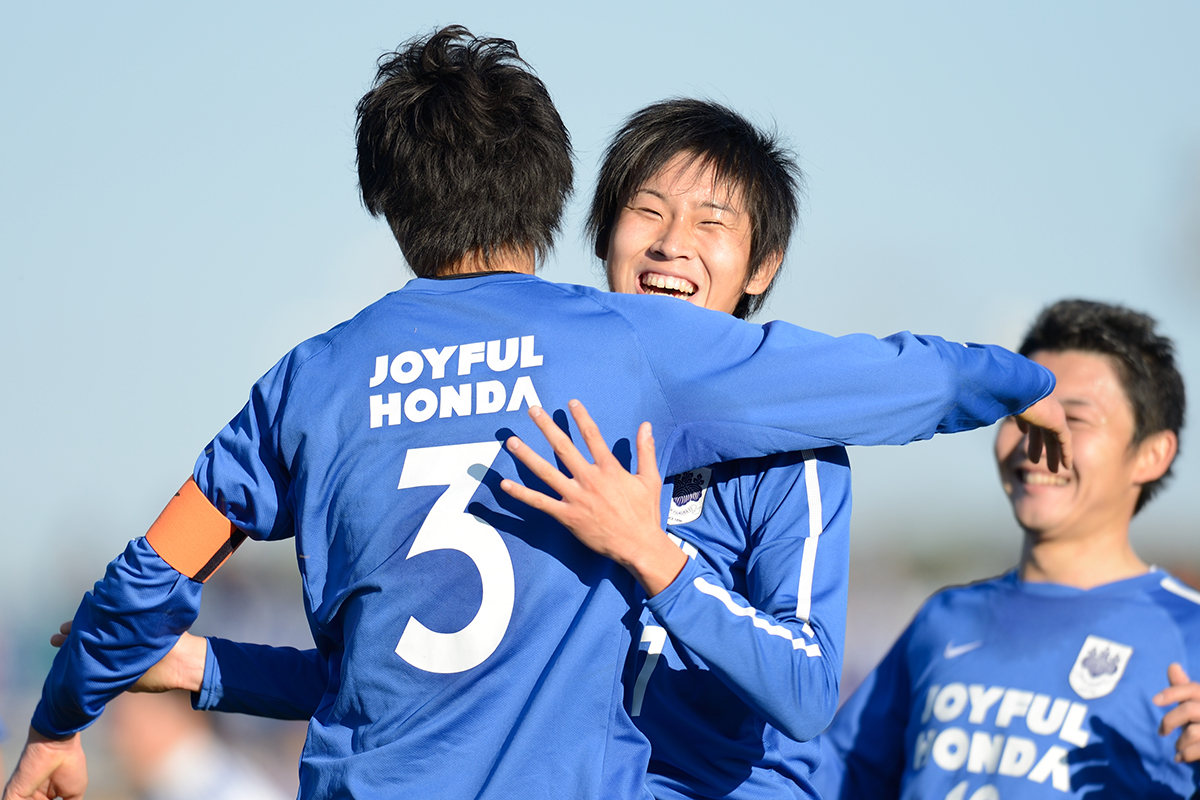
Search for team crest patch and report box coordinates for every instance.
[1068,635,1133,699]
[667,468,712,525]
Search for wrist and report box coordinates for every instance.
[179,633,208,693]
[621,531,688,598]
[28,726,78,745]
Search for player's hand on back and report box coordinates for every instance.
[1015,396,1073,472]
[1154,662,1200,762]
[50,622,206,694]
[500,400,687,597]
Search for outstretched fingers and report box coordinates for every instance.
[502,435,573,503]
[500,404,597,516]
[635,421,661,486]
[525,405,596,477]
[498,473,563,518]
[567,400,615,468]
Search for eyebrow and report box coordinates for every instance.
[632,188,741,214]
[701,199,739,214]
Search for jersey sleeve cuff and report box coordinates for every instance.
[645,556,708,617]
[192,637,223,711]
[30,703,92,739]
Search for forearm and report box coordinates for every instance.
[653,325,1056,479]
[611,527,688,597]
[193,638,326,720]
[908,334,1054,434]
[32,538,203,736]
[649,449,851,740]
[646,557,839,740]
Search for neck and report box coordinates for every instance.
[440,249,536,276]
[1018,523,1147,588]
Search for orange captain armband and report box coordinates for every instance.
[145,478,247,583]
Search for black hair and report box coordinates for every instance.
[1020,299,1186,513]
[587,99,802,319]
[356,25,574,277]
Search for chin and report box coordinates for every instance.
[1010,499,1069,535]
[1019,517,1073,541]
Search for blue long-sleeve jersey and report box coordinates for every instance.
[817,570,1200,799]
[632,447,852,799]
[193,447,850,800]
[34,273,1053,799]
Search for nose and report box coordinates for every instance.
[651,214,694,259]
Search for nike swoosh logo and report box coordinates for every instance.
[943,640,983,659]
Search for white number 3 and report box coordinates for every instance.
[394,441,513,674]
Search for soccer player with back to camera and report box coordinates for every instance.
[7,27,1071,800]
[816,299,1199,799]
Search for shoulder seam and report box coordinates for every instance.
[577,291,683,433]
[1160,576,1200,607]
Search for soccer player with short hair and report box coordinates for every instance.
[556,99,853,799]
[140,98,859,800]
[6,28,1067,800]
[816,299,1196,799]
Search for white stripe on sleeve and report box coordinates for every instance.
[795,450,823,631]
[694,577,822,656]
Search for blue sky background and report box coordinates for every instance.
[2,1,1198,693]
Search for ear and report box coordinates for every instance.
[1131,430,1178,485]
[744,251,784,296]
[594,233,609,262]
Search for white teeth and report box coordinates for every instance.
[1022,472,1069,487]
[640,273,697,295]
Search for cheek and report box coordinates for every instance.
[994,422,1022,463]
[713,239,756,286]
[604,248,637,292]
[1069,433,1123,487]
[705,233,747,264]
[605,216,650,291]
[702,247,752,292]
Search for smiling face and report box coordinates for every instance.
[602,154,779,316]
[995,349,1164,543]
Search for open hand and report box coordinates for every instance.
[499,400,687,596]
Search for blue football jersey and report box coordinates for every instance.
[193,449,850,800]
[817,570,1200,799]
[35,274,1053,799]
[632,448,851,800]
